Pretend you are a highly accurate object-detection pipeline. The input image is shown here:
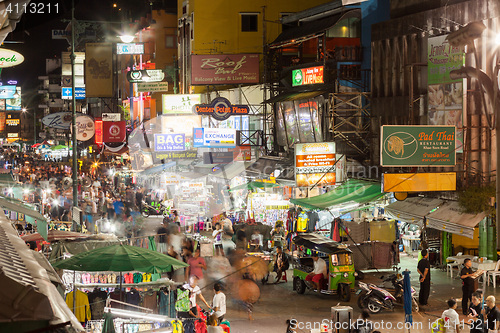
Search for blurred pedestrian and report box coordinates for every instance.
[211,282,226,324]
[212,223,224,256]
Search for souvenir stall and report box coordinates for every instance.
[52,243,188,333]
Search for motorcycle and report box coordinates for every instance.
[141,200,170,218]
[357,274,419,314]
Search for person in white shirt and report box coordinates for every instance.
[212,223,224,256]
[182,275,211,318]
[442,298,461,333]
[305,253,327,291]
[211,282,226,324]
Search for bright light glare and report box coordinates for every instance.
[110,224,117,233]
[23,189,29,194]
[22,108,27,112]
[53,200,59,206]
[119,35,134,43]
[495,34,500,46]
[7,188,13,194]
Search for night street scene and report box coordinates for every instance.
[3,0,500,332]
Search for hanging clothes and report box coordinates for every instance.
[307,211,319,232]
[296,211,309,232]
[65,290,92,323]
[88,288,108,320]
[142,292,158,314]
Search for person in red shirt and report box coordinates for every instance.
[186,248,207,283]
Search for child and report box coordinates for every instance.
[442,298,461,333]
[211,282,226,324]
[212,223,224,256]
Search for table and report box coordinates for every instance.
[401,235,420,254]
[472,260,497,285]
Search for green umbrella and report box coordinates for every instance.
[229,181,278,191]
[52,243,188,273]
[51,145,71,151]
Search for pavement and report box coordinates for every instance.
[140,218,497,332]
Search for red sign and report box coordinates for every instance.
[103,121,126,142]
[95,120,103,144]
[191,54,260,85]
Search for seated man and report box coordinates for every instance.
[305,253,327,291]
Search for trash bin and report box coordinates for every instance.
[331,305,353,333]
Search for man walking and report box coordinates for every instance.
[417,249,430,305]
[460,258,475,315]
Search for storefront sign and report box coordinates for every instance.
[85,43,113,97]
[295,142,337,187]
[42,112,84,130]
[0,49,24,68]
[103,121,126,142]
[193,128,236,148]
[292,66,324,87]
[137,82,168,93]
[191,54,260,85]
[0,85,17,99]
[381,125,456,167]
[127,69,165,83]
[102,113,120,121]
[383,172,457,192]
[427,36,464,152]
[0,112,5,132]
[153,151,197,160]
[61,87,86,100]
[162,94,201,114]
[5,87,21,111]
[95,120,103,144]
[75,115,95,141]
[194,97,249,121]
[116,43,144,55]
[154,133,185,151]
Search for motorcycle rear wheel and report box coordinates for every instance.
[412,298,419,313]
[367,301,382,313]
[142,210,150,218]
[357,292,368,309]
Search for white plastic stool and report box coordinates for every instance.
[204,221,213,231]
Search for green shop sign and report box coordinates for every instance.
[381,125,456,167]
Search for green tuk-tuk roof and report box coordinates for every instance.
[293,233,352,255]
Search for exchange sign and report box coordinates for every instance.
[193,128,236,148]
[381,125,456,167]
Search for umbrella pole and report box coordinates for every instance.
[72,270,76,315]
[119,272,123,303]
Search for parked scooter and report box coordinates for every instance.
[357,274,419,314]
[141,200,169,218]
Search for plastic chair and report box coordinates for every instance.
[204,221,213,231]
[282,271,287,282]
[446,253,463,278]
[487,259,500,288]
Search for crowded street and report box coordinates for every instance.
[1,0,500,333]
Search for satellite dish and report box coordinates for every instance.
[62,177,72,189]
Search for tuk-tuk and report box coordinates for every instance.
[292,233,354,301]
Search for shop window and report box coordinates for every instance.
[165,35,176,48]
[327,17,361,38]
[241,13,258,32]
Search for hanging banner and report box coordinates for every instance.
[191,54,260,85]
[75,115,95,141]
[381,125,456,167]
[427,35,464,152]
[295,142,337,187]
[103,121,126,142]
[85,43,113,97]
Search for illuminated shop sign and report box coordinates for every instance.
[292,66,324,87]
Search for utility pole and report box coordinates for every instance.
[71,0,78,215]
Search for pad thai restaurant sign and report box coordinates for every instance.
[381,125,456,167]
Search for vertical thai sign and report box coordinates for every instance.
[427,36,464,152]
[85,43,113,97]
